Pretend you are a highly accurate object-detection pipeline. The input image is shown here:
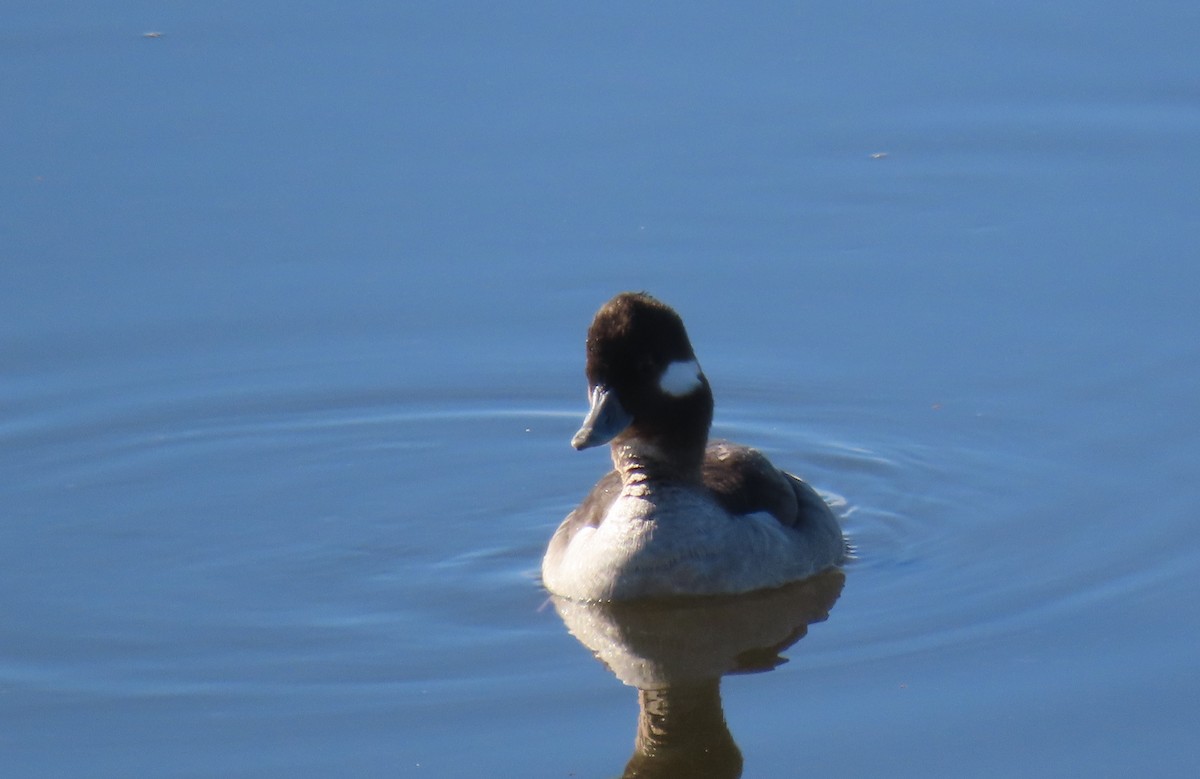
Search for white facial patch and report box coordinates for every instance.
[658,359,703,397]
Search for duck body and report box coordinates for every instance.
[541,292,845,602]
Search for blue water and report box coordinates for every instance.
[4,3,1198,777]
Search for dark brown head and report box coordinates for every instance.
[571,293,714,460]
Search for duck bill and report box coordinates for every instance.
[571,384,633,450]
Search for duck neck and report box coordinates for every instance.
[611,435,706,491]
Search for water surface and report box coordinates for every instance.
[4,2,1198,777]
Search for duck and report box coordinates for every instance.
[542,292,845,601]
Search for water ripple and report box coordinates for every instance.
[3,375,1172,688]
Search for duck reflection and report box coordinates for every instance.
[551,569,844,778]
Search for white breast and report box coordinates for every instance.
[542,487,816,600]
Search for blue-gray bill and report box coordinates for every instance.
[571,384,633,450]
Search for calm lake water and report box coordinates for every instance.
[4,3,1198,777]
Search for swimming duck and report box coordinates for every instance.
[542,292,845,601]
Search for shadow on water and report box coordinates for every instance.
[551,569,845,778]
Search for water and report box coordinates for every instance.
[4,2,1198,777]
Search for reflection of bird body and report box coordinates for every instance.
[543,293,845,601]
[552,570,845,778]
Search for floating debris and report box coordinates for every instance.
[869,151,888,159]
[143,31,163,39]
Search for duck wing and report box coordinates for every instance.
[702,441,833,530]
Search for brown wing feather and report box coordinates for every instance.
[702,440,833,530]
